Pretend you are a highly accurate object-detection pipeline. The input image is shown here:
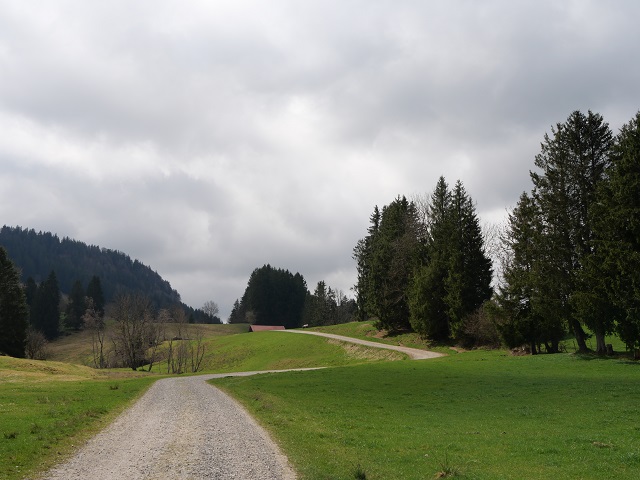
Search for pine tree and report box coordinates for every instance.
[495,192,565,352]
[368,197,423,332]
[66,280,86,331]
[353,206,380,320]
[0,247,29,357]
[445,181,493,338]
[530,110,613,352]
[86,275,105,315]
[31,271,61,340]
[591,111,640,351]
[409,178,492,341]
[410,177,452,340]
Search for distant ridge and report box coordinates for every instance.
[0,225,181,309]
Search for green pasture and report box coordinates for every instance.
[0,357,156,480]
[153,329,406,374]
[309,321,457,355]
[214,350,640,480]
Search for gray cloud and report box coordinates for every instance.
[1,0,639,318]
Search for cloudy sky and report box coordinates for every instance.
[1,1,639,319]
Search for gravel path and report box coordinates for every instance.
[36,332,439,479]
[280,330,444,360]
[38,371,304,480]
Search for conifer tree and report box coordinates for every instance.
[86,275,105,315]
[410,177,452,339]
[368,197,423,331]
[0,247,29,357]
[353,206,380,320]
[530,110,613,352]
[31,271,61,340]
[409,177,492,341]
[66,280,86,331]
[590,111,640,351]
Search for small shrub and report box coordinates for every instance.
[109,384,119,390]
[30,423,42,434]
[3,431,19,440]
[353,463,367,480]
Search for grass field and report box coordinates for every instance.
[144,327,406,374]
[47,322,251,366]
[0,325,403,479]
[308,321,455,355]
[0,357,156,480]
[6,321,638,479]
[214,349,640,480]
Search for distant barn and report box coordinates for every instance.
[249,325,285,332]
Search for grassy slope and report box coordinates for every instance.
[0,357,156,480]
[153,330,406,374]
[214,350,640,480]
[1,324,404,479]
[308,321,455,355]
[47,322,251,366]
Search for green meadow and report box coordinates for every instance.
[0,326,401,479]
[3,322,639,480]
[0,357,156,480]
[214,349,640,480]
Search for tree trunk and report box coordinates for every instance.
[594,330,607,354]
[569,318,590,352]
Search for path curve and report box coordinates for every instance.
[38,370,312,480]
[280,330,444,360]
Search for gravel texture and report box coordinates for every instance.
[38,373,298,480]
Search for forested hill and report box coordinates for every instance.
[0,225,181,309]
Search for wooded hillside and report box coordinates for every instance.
[0,225,180,309]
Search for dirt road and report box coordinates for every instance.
[281,329,444,360]
[37,331,440,479]
[38,372,302,480]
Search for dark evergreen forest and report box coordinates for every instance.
[0,226,182,311]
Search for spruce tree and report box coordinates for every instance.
[368,197,423,332]
[409,177,492,341]
[410,177,452,340]
[445,181,493,338]
[31,271,61,340]
[353,206,380,320]
[530,110,613,352]
[66,280,86,331]
[591,111,640,351]
[0,247,29,357]
[86,275,105,315]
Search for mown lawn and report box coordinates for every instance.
[214,350,640,479]
[0,357,156,480]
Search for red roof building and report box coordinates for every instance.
[249,325,285,332]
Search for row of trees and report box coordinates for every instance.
[302,281,357,327]
[229,265,308,327]
[24,272,105,340]
[229,265,358,328]
[495,110,640,354]
[353,179,493,343]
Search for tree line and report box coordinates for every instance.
[353,109,640,355]
[494,110,640,354]
[229,264,357,328]
[0,226,181,310]
[0,250,214,371]
[353,180,493,345]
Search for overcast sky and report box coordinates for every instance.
[1,1,639,319]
